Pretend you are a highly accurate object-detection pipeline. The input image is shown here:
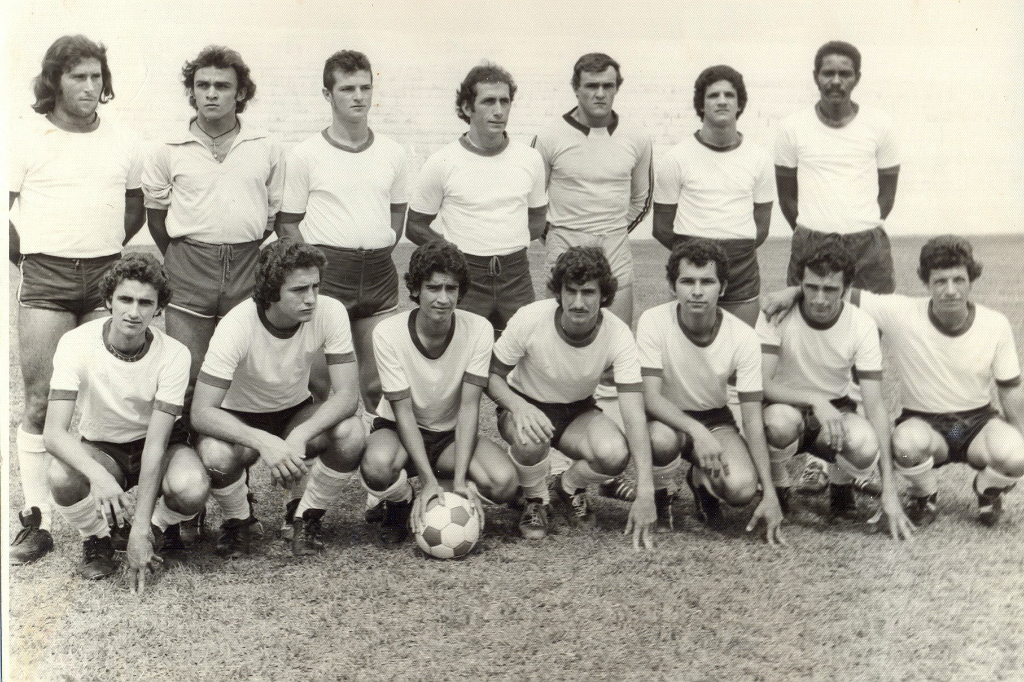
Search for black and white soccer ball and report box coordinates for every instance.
[414,492,481,559]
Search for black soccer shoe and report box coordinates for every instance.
[775,486,792,516]
[292,508,327,556]
[10,507,54,565]
[379,496,413,546]
[686,467,723,528]
[180,508,207,544]
[364,497,386,524]
[976,481,1011,527]
[109,522,132,552]
[599,477,638,503]
[215,516,260,559]
[553,473,597,529]
[828,483,859,521]
[906,492,939,527]
[77,534,117,580]
[157,524,187,568]
[654,488,676,532]
[281,498,300,541]
[518,499,551,540]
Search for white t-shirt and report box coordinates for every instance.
[410,135,546,256]
[281,129,407,249]
[757,302,882,399]
[654,133,775,240]
[9,116,143,258]
[856,291,1021,413]
[775,106,899,235]
[199,297,355,413]
[49,319,190,443]
[493,298,643,403]
[636,302,763,410]
[373,309,493,432]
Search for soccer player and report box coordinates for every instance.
[44,254,208,590]
[653,65,774,328]
[532,53,652,326]
[9,35,145,565]
[142,45,283,420]
[191,240,365,558]
[360,243,518,545]
[407,62,547,335]
[488,247,656,548]
[637,238,784,545]
[279,50,407,414]
[757,240,911,539]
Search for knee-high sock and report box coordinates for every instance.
[561,458,614,493]
[210,476,251,521]
[835,450,879,483]
[359,467,412,503]
[549,449,573,477]
[974,467,1021,496]
[511,455,550,504]
[56,496,109,539]
[895,457,937,497]
[296,459,354,516]
[651,456,683,491]
[768,441,799,487]
[151,497,198,531]
[18,426,53,529]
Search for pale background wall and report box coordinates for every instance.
[4,0,1023,242]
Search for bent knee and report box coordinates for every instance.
[332,417,366,455]
[197,437,248,484]
[649,422,683,464]
[164,467,211,513]
[48,459,90,503]
[891,422,935,466]
[719,469,758,506]
[590,436,629,476]
[762,405,801,447]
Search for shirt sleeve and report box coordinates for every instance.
[876,114,900,169]
[390,145,408,204]
[993,315,1022,386]
[626,134,654,230]
[491,308,529,371]
[734,325,764,402]
[753,146,776,203]
[774,117,798,168]
[755,314,781,355]
[373,324,410,401]
[527,149,548,209]
[125,131,144,191]
[141,143,173,210]
[322,300,356,363]
[154,343,191,416]
[463,318,494,387]
[47,332,81,400]
[852,314,883,380]
[197,321,244,389]
[652,147,681,205]
[280,145,310,215]
[409,152,446,215]
[531,132,553,185]
[610,323,644,392]
[635,309,663,376]
[265,138,285,218]
[853,290,906,335]
[9,123,26,193]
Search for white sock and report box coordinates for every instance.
[975,467,1021,496]
[768,441,799,487]
[360,468,413,503]
[365,493,381,509]
[295,459,354,516]
[56,496,109,539]
[18,426,53,530]
[895,457,938,497]
[561,459,613,493]
[651,456,683,491]
[151,497,198,531]
[549,449,573,477]
[287,474,308,504]
[512,455,550,504]
[210,476,251,521]
[835,451,878,483]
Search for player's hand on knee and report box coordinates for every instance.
[89,471,131,528]
[624,493,656,551]
[413,479,445,535]
[813,400,846,453]
[513,406,554,446]
[258,435,308,486]
[692,427,724,475]
[747,496,787,548]
[126,526,162,595]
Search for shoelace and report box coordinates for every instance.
[13,526,36,544]
[568,492,589,518]
[523,503,546,526]
[799,463,825,483]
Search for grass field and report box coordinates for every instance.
[7,236,1024,682]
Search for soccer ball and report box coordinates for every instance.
[415,492,482,559]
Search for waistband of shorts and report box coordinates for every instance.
[510,385,596,411]
[684,405,734,421]
[175,236,263,250]
[795,224,886,238]
[315,243,394,261]
[21,252,121,266]
[901,404,995,421]
[674,234,756,249]
[464,248,528,265]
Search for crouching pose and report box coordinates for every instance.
[192,239,365,558]
[360,243,518,545]
[45,254,208,590]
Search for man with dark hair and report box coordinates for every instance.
[44,254,208,589]
[191,240,365,558]
[9,35,146,565]
[360,243,518,545]
[487,247,656,547]
[407,62,547,336]
[637,239,784,544]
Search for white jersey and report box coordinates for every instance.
[493,298,643,403]
[654,133,775,240]
[49,319,190,443]
[281,129,407,249]
[199,297,355,413]
[374,309,493,432]
[409,135,546,256]
[636,302,763,410]
[775,106,899,235]
[856,291,1021,413]
[757,302,882,399]
[532,110,652,235]
[9,116,143,258]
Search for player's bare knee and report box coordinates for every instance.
[47,458,90,505]
[508,440,549,465]
[197,437,246,486]
[590,437,629,476]
[843,422,878,469]
[359,451,400,490]
[984,427,1024,478]
[649,422,683,465]
[331,416,366,457]
[478,467,518,503]
[891,422,933,467]
[164,470,210,515]
[721,471,758,506]
[762,405,801,447]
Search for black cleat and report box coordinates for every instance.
[281,498,300,541]
[77,534,117,580]
[379,496,413,546]
[654,488,676,532]
[553,474,597,528]
[599,477,637,503]
[180,509,207,544]
[109,522,132,552]
[157,524,187,567]
[518,499,550,540]
[976,480,1010,527]
[215,516,259,559]
[364,497,386,524]
[775,486,792,516]
[906,492,938,527]
[686,467,723,528]
[11,507,54,565]
[292,508,326,556]
[828,483,859,520]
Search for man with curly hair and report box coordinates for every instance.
[10,35,146,565]
[45,254,207,590]
[360,243,518,546]
[487,247,656,548]
[407,62,547,336]
[191,240,365,558]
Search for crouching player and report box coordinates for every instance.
[488,246,656,548]
[636,239,784,544]
[45,254,209,589]
[192,239,365,558]
[360,243,518,545]
[757,240,911,539]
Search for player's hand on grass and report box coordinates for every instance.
[512,405,554,446]
[747,495,787,547]
[812,400,846,454]
[89,470,132,528]
[454,479,485,528]
[258,434,308,486]
[624,492,656,551]
[126,525,162,595]
[878,487,915,542]
[691,426,725,476]
[413,479,445,535]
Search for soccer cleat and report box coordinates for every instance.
[599,477,637,503]
[280,498,300,541]
[976,485,1007,527]
[518,499,550,540]
[364,497,386,524]
[906,492,939,527]
[795,458,829,495]
[654,488,676,532]
[686,467,723,528]
[379,497,413,546]
[292,508,326,556]
[553,474,597,528]
[828,483,859,520]
[157,524,187,568]
[109,522,132,552]
[77,535,117,580]
[775,486,792,516]
[10,507,55,565]
[852,474,883,498]
[180,509,207,544]
[215,516,259,559]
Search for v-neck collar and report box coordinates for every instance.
[676,304,723,348]
[928,301,976,337]
[554,307,602,348]
[321,127,375,153]
[408,309,456,359]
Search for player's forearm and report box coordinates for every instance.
[763,381,831,410]
[753,202,772,247]
[619,392,654,495]
[877,169,899,220]
[389,204,407,251]
[124,195,147,245]
[864,399,897,489]
[288,391,358,446]
[775,169,798,229]
[739,402,777,497]
[486,374,530,414]
[192,405,273,452]
[405,210,441,246]
[133,420,175,529]
[452,400,480,486]
[394,407,438,487]
[652,204,677,250]
[276,216,304,242]
[997,385,1024,434]
[9,222,21,264]
[45,426,112,484]
[146,209,171,255]
[642,390,705,439]
[527,206,547,242]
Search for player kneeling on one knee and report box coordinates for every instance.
[45,254,210,591]
[758,238,911,539]
[637,238,784,545]
[487,246,657,549]
[360,243,518,546]
[191,239,365,559]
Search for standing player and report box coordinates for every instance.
[487,247,656,548]
[637,239,784,545]
[44,254,209,589]
[532,53,652,326]
[9,35,145,564]
[757,240,911,539]
[653,65,774,328]
[407,62,547,335]
[191,240,365,558]
[360,243,518,545]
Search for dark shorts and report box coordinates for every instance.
[792,396,859,460]
[787,225,895,294]
[317,244,399,321]
[674,235,759,303]
[895,404,999,467]
[82,420,191,490]
[461,249,536,334]
[371,417,456,476]
[18,253,121,317]
[496,388,601,450]
[223,396,315,440]
[164,237,261,318]
[678,407,738,464]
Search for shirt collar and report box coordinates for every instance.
[562,108,619,136]
[166,116,268,146]
[458,132,510,156]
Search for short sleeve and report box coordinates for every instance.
[753,147,776,203]
[774,117,798,168]
[141,143,172,210]
[280,145,310,215]
[124,131,144,191]
[851,313,883,380]
[993,316,1022,385]
[9,124,26,193]
[390,145,408,204]
[492,307,529,369]
[635,308,664,376]
[409,152,446,215]
[876,115,900,169]
[531,132,553,181]
[854,290,907,335]
[322,300,356,363]
[153,343,191,415]
[755,314,781,355]
[527,149,547,209]
[198,320,245,388]
[373,323,410,401]
[653,148,681,205]
[734,326,764,402]
[48,332,82,399]
[464,318,494,387]
[610,323,643,392]
[265,138,285,217]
